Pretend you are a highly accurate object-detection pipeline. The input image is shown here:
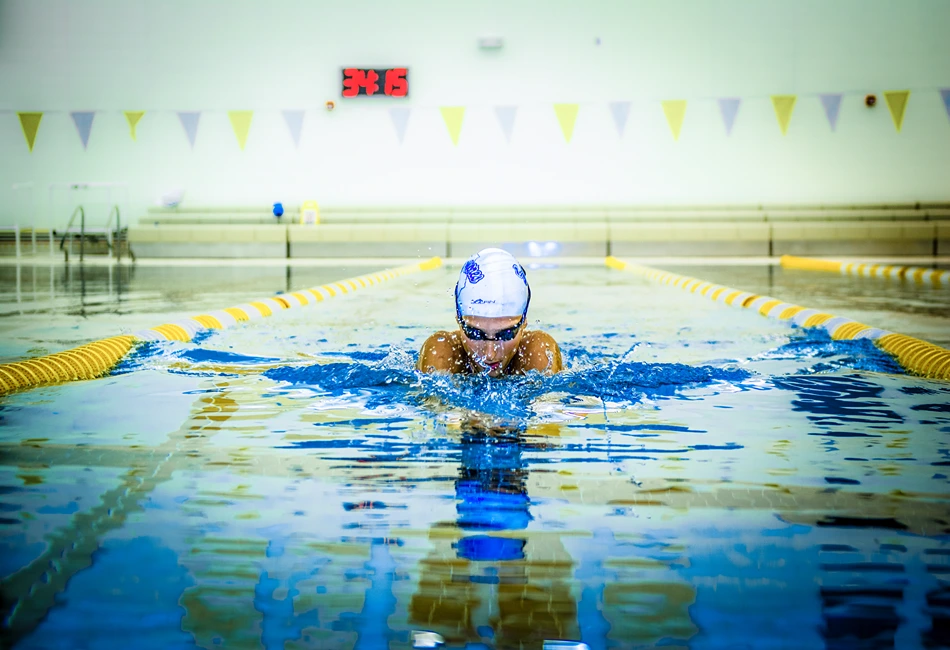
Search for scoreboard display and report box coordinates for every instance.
[341,68,409,97]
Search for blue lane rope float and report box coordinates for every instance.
[606,256,950,380]
[780,254,950,288]
[0,257,443,396]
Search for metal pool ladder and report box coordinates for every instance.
[59,202,131,262]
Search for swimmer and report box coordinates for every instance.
[417,248,563,376]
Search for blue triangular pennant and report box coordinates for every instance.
[820,94,842,132]
[495,106,517,143]
[389,107,410,144]
[717,98,740,136]
[177,111,200,149]
[282,110,304,148]
[609,101,631,136]
[70,111,95,149]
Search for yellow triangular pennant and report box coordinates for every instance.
[124,111,145,140]
[228,110,253,150]
[884,90,910,132]
[661,100,687,140]
[553,104,579,143]
[771,95,797,136]
[18,112,43,152]
[439,106,465,145]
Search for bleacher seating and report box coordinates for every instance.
[126,203,950,258]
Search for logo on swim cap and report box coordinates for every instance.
[462,260,484,284]
[512,263,527,285]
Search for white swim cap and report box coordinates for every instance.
[455,248,530,318]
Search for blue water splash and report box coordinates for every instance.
[176,348,280,364]
[112,341,163,375]
[321,350,391,362]
[262,350,751,419]
[113,341,282,375]
[756,328,904,375]
[264,361,410,391]
[547,361,747,401]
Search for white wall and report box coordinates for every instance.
[1,0,949,228]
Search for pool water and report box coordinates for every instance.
[1,261,949,649]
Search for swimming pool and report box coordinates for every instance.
[1,259,949,649]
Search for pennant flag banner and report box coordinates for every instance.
[771,95,796,136]
[661,100,686,141]
[228,110,253,150]
[8,88,949,155]
[609,101,630,137]
[554,103,579,143]
[71,111,94,150]
[18,112,42,153]
[178,111,200,149]
[282,110,304,148]
[884,90,909,132]
[124,111,145,140]
[718,98,740,136]
[495,106,517,143]
[819,94,842,132]
[389,107,410,144]
[439,106,465,145]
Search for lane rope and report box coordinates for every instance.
[606,256,950,380]
[0,257,443,396]
[780,254,950,289]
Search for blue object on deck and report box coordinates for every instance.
[273,202,284,218]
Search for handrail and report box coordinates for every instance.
[59,205,85,261]
[105,204,121,261]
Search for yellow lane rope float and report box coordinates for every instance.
[0,257,443,396]
[780,254,950,288]
[606,256,950,380]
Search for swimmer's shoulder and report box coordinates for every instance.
[417,330,467,373]
[513,329,563,374]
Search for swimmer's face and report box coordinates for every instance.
[458,315,525,377]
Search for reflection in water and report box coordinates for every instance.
[407,419,702,649]
[409,419,581,648]
[5,370,950,648]
[774,375,903,430]
[2,382,245,647]
[455,423,531,548]
[771,373,950,648]
[0,263,132,319]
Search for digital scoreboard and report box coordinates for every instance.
[341,68,409,98]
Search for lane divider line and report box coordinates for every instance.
[780,254,950,289]
[0,257,443,396]
[606,256,950,380]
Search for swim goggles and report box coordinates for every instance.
[454,285,531,342]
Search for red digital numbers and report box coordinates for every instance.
[384,68,408,97]
[342,68,408,98]
[342,68,379,97]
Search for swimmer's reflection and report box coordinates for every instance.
[409,418,579,646]
[454,420,531,562]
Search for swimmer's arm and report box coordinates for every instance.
[417,331,466,373]
[517,331,563,374]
